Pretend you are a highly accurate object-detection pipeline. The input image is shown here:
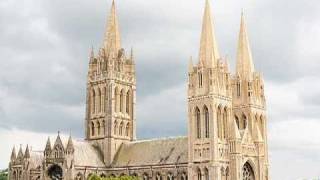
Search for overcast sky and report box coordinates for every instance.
[1,0,320,179]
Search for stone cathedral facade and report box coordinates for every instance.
[8,0,270,180]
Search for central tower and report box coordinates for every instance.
[85,0,136,165]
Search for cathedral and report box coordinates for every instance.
[8,0,270,180]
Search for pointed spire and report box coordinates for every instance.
[189,56,194,72]
[24,145,30,159]
[104,0,121,55]
[45,137,51,150]
[66,135,74,151]
[236,12,255,79]
[54,131,64,149]
[17,145,24,159]
[11,146,16,160]
[199,0,220,68]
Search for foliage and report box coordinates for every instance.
[88,174,140,180]
[0,169,8,180]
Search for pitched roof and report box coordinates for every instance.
[112,136,188,167]
[29,151,43,169]
[73,140,105,167]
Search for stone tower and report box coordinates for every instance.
[187,0,233,179]
[230,12,269,180]
[85,0,136,165]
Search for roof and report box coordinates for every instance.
[29,151,43,169]
[112,136,188,167]
[73,140,105,167]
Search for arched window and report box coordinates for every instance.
[198,72,203,88]
[156,173,162,180]
[204,168,209,180]
[91,89,95,114]
[114,121,118,135]
[197,169,201,180]
[96,88,101,113]
[119,122,124,136]
[242,162,255,180]
[217,106,222,139]
[167,172,173,180]
[223,108,228,139]
[91,122,95,136]
[143,173,149,180]
[237,81,241,97]
[196,107,201,139]
[242,114,247,130]
[125,123,130,137]
[120,89,124,113]
[235,116,240,129]
[114,87,119,113]
[181,172,187,180]
[204,106,209,138]
[97,121,101,136]
[126,90,130,114]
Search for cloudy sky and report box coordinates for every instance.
[1,0,320,179]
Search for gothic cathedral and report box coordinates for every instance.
[8,0,269,180]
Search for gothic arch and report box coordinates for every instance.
[120,89,125,113]
[204,105,210,138]
[114,86,119,113]
[47,164,63,180]
[114,121,118,135]
[91,89,95,114]
[126,90,131,114]
[97,121,101,136]
[242,161,255,180]
[167,172,174,180]
[125,123,130,137]
[195,107,201,139]
[156,173,162,180]
[235,115,240,129]
[217,105,222,139]
[204,168,209,180]
[96,87,101,113]
[119,121,124,136]
[143,173,149,180]
[196,168,201,180]
[91,122,95,136]
[223,107,228,139]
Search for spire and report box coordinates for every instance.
[17,145,24,159]
[236,12,255,79]
[199,0,220,67]
[45,137,51,150]
[24,145,30,159]
[189,56,194,72]
[54,132,64,149]
[66,135,74,152]
[11,146,16,160]
[104,0,121,55]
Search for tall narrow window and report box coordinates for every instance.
[204,106,209,138]
[119,122,123,136]
[97,121,101,136]
[114,87,118,113]
[197,169,202,180]
[223,108,228,139]
[198,72,203,88]
[235,116,240,129]
[237,81,241,97]
[97,88,101,113]
[91,89,95,114]
[217,107,222,139]
[125,123,130,137]
[126,91,130,114]
[120,90,124,112]
[114,121,118,135]
[91,122,95,136]
[204,168,209,180]
[242,114,247,129]
[196,107,201,139]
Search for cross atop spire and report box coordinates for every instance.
[199,0,220,68]
[104,0,121,56]
[236,12,255,79]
